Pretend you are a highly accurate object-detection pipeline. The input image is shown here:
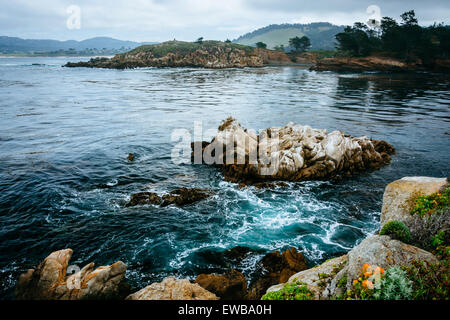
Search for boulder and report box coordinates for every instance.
[380,177,448,229]
[126,277,219,300]
[15,249,129,300]
[195,270,247,300]
[247,248,307,299]
[324,235,438,297]
[196,118,394,184]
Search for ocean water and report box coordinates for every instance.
[0,57,449,298]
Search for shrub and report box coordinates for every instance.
[261,281,314,300]
[411,187,449,218]
[402,260,450,300]
[343,264,385,300]
[373,266,413,300]
[380,221,411,243]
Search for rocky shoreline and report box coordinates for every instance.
[14,176,448,300]
[310,56,450,73]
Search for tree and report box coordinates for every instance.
[256,41,267,49]
[274,44,285,52]
[196,37,204,44]
[225,39,231,43]
[289,36,311,52]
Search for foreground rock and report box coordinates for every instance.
[247,248,307,299]
[194,118,394,184]
[266,235,438,299]
[126,188,213,207]
[325,235,438,298]
[310,56,450,73]
[381,177,448,229]
[195,270,247,300]
[15,249,129,300]
[65,40,292,69]
[126,277,218,300]
[266,255,347,299]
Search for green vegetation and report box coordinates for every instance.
[255,41,267,49]
[380,221,411,243]
[129,40,255,58]
[411,186,449,218]
[289,36,311,52]
[373,266,413,300]
[261,281,314,300]
[402,260,450,300]
[234,22,344,50]
[335,10,450,63]
[195,37,204,44]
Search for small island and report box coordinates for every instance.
[64,40,293,69]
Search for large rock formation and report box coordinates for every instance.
[195,270,247,300]
[381,177,448,229]
[65,40,292,69]
[194,118,394,184]
[15,249,129,300]
[126,277,218,300]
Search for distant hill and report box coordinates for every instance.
[233,22,344,50]
[0,36,157,54]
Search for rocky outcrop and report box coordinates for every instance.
[126,188,213,207]
[195,270,247,300]
[15,249,129,300]
[64,40,291,69]
[126,277,218,300]
[195,118,394,184]
[247,248,307,299]
[380,177,448,229]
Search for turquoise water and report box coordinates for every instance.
[0,57,449,298]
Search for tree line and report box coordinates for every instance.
[335,10,450,63]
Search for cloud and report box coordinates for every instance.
[0,0,448,41]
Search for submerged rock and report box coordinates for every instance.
[381,176,448,229]
[194,118,395,184]
[15,249,129,300]
[126,191,162,207]
[126,277,219,300]
[126,188,213,207]
[195,270,247,300]
[247,247,307,300]
[161,188,213,206]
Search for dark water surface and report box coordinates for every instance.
[0,57,449,298]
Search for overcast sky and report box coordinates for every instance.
[1,0,449,42]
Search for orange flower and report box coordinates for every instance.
[362,264,370,272]
[364,271,372,277]
[353,280,358,285]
